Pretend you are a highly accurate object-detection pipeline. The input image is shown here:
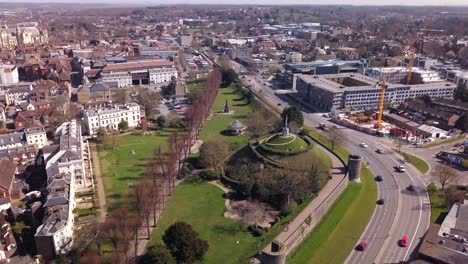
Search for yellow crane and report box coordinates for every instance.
[406,53,415,85]
[375,76,386,129]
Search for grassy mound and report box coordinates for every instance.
[261,134,309,153]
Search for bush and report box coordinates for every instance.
[427,182,438,192]
[139,244,176,264]
[163,222,209,264]
[200,169,222,180]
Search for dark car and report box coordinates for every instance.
[375,176,383,182]
[377,199,385,205]
[277,103,282,106]
[407,185,415,191]
[356,242,367,251]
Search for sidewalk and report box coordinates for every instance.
[89,143,107,222]
[271,143,347,254]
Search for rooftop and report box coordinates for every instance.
[102,59,174,73]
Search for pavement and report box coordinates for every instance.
[238,66,431,263]
[89,143,107,222]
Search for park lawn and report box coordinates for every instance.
[393,149,430,174]
[428,183,449,224]
[187,80,205,94]
[98,131,172,210]
[199,84,253,149]
[288,166,377,264]
[147,177,260,264]
[264,135,308,152]
[305,129,350,163]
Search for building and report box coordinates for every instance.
[0,64,19,85]
[0,160,17,209]
[16,22,48,46]
[24,127,48,149]
[35,120,84,260]
[295,73,457,111]
[229,47,253,60]
[285,52,303,63]
[284,60,368,84]
[0,25,17,49]
[0,213,18,261]
[366,67,442,84]
[83,103,141,135]
[418,199,468,263]
[177,35,193,47]
[101,59,177,87]
[4,84,33,105]
[76,81,118,103]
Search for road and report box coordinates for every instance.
[235,62,430,263]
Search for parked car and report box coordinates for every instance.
[376,148,385,154]
[360,143,368,148]
[356,242,367,251]
[375,176,383,182]
[377,199,385,205]
[399,236,409,247]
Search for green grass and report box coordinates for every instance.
[263,134,308,152]
[147,177,260,264]
[428,183,449,224]
[98,131,172,210]
[77,208,97,217]
[304,129,350,163]
[288,166,377,264]
[187,80,205,94]
[393,149,430,174]
[422,135,466,149]
[199,84,253,149]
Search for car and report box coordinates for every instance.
[277,103,282,106]
[333,124,339,128]
[319,123,326,129]
[356,242,367,251]
[375,176,383,182]
[360,143,368,148]
[377,199,385,205]
[399,236,409,247]
[407,185,415,192]
[397,165,406,172]
[376,148,385,154]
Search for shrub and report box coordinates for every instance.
[427,182,438,192]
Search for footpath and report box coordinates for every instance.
[269,143,348,255]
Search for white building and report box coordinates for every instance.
[286,52,302,63]
[4,84,33,105]
[83,103,141,135]
[366,67,442,84]
[24,127,47,149]
[16,22,48,46]
[0,64,18,85]
[35,120,85,260]
[296,73,457,111]
[100,59,177,87]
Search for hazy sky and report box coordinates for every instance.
[1,0,468,6]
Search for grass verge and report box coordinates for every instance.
[421,135,466,149]
[393,149,430,174]
[427,183,449,224]
[287,166,377,264]
[304,129,349,162]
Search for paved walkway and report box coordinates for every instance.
[272,143,347,253]
[89,143,107,222]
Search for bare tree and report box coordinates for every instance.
[198,138,230,173]
[102,217,120,252]
[432,163,458,189]
[326,127,345,151]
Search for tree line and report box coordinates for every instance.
[81,69,221,264]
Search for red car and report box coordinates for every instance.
[399,236,409,247]
[356,242,367,251]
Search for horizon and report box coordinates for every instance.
[1,0,468,7]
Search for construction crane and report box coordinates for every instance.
[375,77,387,129]
[406,53,415,85]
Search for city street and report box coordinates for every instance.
[238,64,431,263]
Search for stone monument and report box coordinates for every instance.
[281,116,290,137]
[224,99,230,113]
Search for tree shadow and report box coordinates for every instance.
[435,212,449,224]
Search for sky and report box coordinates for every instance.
[1,0,468,6]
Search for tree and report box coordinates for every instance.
[118,120,129,131]
[157,115,167,128]
[445,185,465,207]
[12,221,30,251]
[221,68,238,87]
[113,89,127,104]
[163,222,209,264]
[136,89,161,118]
[96,128,106,142]
[432,163,458,189]
[198,138,230,174]
[326,126,345,151]
[139,244,176,264]
[282,106,304,127]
